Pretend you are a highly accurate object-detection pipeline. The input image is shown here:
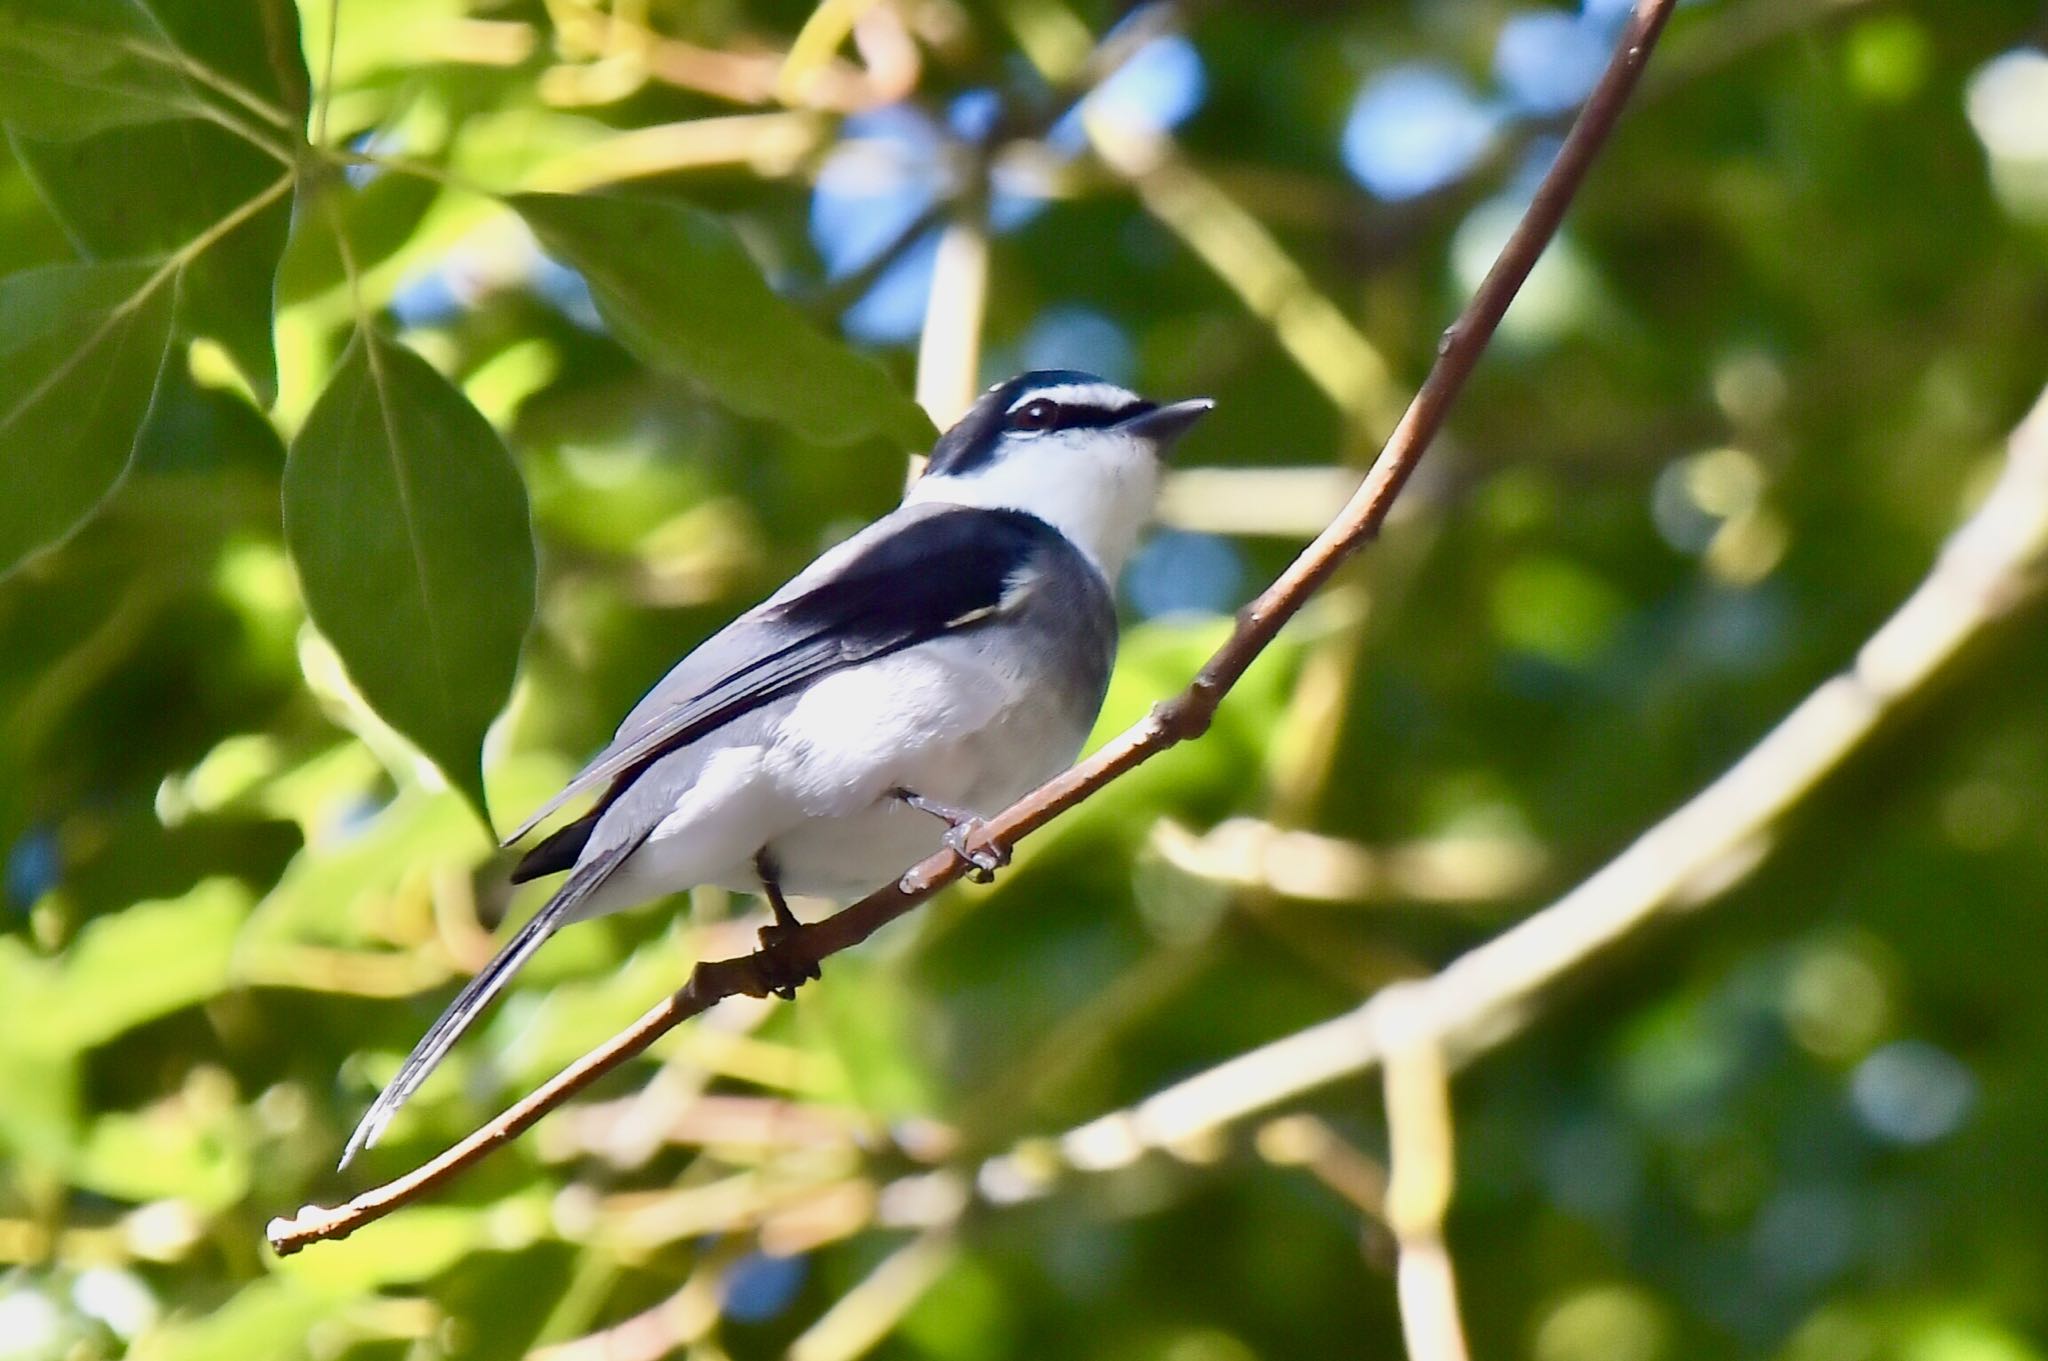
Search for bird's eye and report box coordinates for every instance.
[1010,399,1059,431]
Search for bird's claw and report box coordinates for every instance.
[943,820,1010,884]
[756,922,821,1000]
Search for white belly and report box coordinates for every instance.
[577,638,1091,916]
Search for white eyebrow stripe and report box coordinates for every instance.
[1007,383,1137,412]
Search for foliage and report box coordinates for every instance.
[2,1,2047,1359]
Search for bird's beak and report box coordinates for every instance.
[1119,397,1214,451]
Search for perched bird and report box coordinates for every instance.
[342,370,1213,1166]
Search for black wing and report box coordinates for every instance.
[504,505,1075,866]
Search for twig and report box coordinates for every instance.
[520,112,830,192]
[1380,992,1470,1361]
[265,0,1678,1257]
[528,1241,743,1361]
[808,1,1185,324]
[787,1229,959,1361]
[1087,114,1404,435]
[911,213,991,430]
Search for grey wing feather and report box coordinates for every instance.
[499,507,934,849]
[499,615,852,847]
[500,503,1039,850]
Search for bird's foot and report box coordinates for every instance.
[892,788,1010,884]
[942,819,1009,884]
[755,921,821,1001]
[752,849,817,999]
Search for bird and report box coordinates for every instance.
[340,370,1214,1167]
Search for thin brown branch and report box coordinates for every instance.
[265,0,1679,1258]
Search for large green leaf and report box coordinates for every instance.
[14,122,291,402]
[0,261,179,578]
[513,192,936,450]
[0,0,306,141]
[0,2,193,137]
[46,878,250,1051]
[147,0,308,132]
[283,329,535,825]
[6,0,303,399]
[0,879,249,1062]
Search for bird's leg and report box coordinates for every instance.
[891,788,1009,883]
[753,849,819,1001]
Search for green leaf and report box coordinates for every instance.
[0,944,79,1171]
[0,879,249,1113]
[274,170,442,305]
[275,1203,517,1290]
[147,0,309,132]
[14,121,290,402]
[512,191,935,450]
[139,1279,336,1361]
[284,329,535,825]
[0,261,180,578]
[0,0,306,141]
[0,2,195,137]
[43,878,251,1052]
[76,1104,251,1210]
[6,0,304,398]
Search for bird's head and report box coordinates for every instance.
[904,370,1213,578]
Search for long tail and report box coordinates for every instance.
[339,838,638,1168]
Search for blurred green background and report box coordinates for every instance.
[4,0,2048,1357]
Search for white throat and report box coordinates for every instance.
[903,433,1160,580]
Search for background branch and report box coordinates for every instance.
[979,377,2048,1186]
[911,208,991,430]
[1382,1008,1469,1361]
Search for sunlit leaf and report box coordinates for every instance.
[274,1203,518,1290]
[283,329,535,825]
[43,878,251,1052]
[0,943,80,1170]
[243,783,497,949]
[76,1105,251,1210]
[0,261,179,577]
[139,1278,336,1361]
[274,171,442,306]
[513,192,936,450]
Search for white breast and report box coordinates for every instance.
[576,635,1095,915]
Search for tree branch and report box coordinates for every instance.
[979,377,2048,1193]
[264,0,1680,1257]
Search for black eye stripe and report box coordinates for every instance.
[1009,399,1155,432]
[925,371,1149,477]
